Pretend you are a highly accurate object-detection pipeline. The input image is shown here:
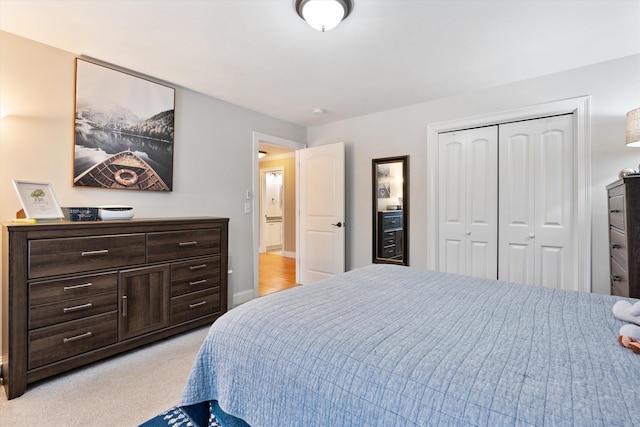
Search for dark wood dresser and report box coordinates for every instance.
[1,217,228,399]
[377,211,403,260]
[606,177,640,298]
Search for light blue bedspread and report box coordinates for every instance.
[180,265,640,426]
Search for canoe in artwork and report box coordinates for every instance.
[73,149,170,191]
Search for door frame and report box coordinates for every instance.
[426,96,592,292]
[252,132,305,301]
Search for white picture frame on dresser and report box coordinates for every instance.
[12,180,64,219]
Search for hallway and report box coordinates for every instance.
[259,253,297,296]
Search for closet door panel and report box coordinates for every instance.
[499,114,574,290]
[439,127,497,278]
[499,122,536,284]
[444,239,464,274]
[466,129,498,278]
[503,243,533,284]
[535,115,574,289]
[439,133,466,274]
[540,245,564,289]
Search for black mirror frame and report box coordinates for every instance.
[372,155,409,266]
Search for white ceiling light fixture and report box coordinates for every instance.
[295,0,353,32]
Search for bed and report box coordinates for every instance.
[179,264,640,427]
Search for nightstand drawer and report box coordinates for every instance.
[29,292,118,329]
[608,194,625,231]
[28,234,146,279]
[609,227,627,266]
[28,312,118,369]
[148,228,221,263]
[171,287,221,325]
[29,272,117,306]
[171,256,221,297]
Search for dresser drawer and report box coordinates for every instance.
[609,227,627,266]
[28,234,146,279]
[380,245,397,258]
[29,272,117,306]
[382,214,402,230]
[608,194,625,231]
[28,312,118,369]
[382,234,396,246]
[610,257,629,297]
[171,256,221,297]
[171,287,221,325]
[148,228,221,263]
[29,292,118,329]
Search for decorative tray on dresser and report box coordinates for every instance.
[1,217,228,399]
[606,176,640,298]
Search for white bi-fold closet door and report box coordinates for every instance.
[438,114,575,290]
[438,126,498,279]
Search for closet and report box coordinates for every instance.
[438,114,575,290]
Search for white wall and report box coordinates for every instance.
[0,31,306,317]
[307,54,640,295]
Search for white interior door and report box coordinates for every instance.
[499,114,574,289]
[297,142,345,284]
[438,126,498,278]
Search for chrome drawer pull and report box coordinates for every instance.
[612,244,621,249]
[179,241,198,247]
[612,275,622,282]
[189,279,207,286]
[189,301,207,309]
[189,264,207,271]
[63,303,93,313]
[63,331,93,344]
[81,249,109,257]
[63,282,93,291]
[610,209,620,213]
[122,295,128,317]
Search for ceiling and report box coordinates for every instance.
[1,0,639,127]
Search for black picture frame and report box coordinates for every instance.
[72,58,175,191]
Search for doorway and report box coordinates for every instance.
[253,133,305,298]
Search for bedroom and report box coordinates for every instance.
[0,0,639,425]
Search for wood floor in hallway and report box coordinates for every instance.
[259,252,297,296]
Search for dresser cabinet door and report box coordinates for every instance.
[118,265,171,341]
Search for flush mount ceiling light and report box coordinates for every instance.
[295,0,353,32]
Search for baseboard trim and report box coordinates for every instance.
[233,290,255,307]
[282,251,295,259]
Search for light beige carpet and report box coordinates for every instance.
[0,325,210,427]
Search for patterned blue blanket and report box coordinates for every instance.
[180,265,640,426]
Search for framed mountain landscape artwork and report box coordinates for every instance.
[73,58,175,191]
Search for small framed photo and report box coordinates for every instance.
[13,180,64,219]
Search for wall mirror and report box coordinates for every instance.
[372,155,409,266]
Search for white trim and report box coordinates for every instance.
[281,250,296,259]
[252,132,305,301]
[426,96,592,292]
[233,290,255,307]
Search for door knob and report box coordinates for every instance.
[466,231,471,235]
[331,221,343,228]
[529,234,535,238]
